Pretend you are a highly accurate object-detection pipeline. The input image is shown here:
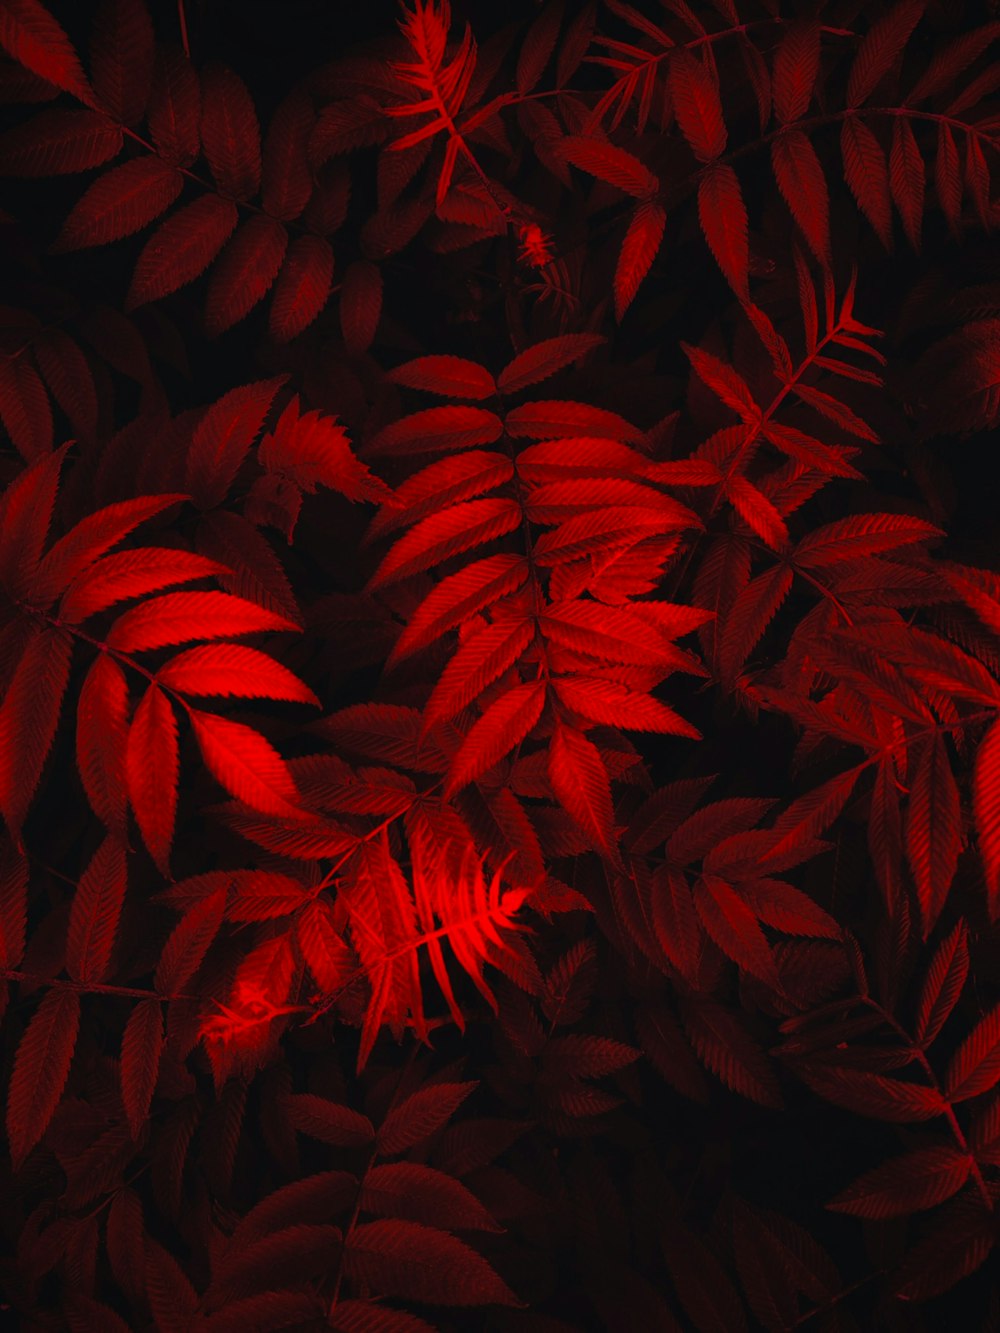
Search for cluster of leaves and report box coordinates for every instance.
[2,0,1000,1328]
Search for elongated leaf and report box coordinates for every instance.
[548,722,619,865]
[53,155,182,251]
[6,987,80,1169]
[0,0,93,101]
[829,1145,971,1219]
[945,1003,1000,1102]
[445,681,546,797]
[344,1219,518,1307]
[615,200,667,320]
[120,997,162,1138]
[66,835,127,983]
[771,130,830,266]
[126,684,179,875]
[189,709,301,816]
[127,193,239,310]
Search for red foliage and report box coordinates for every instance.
[2,0,1000,1327]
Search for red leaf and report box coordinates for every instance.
[841,118,893,249]
[794,513,941,568]
[204,217,288,337]
[445,680,546,797]
[126,684,179,875]
[0,444,67,593]
[362,1162,500,1231]
[553,676,700,738]
[200,63,261,200]
[908,23,1000,105]
[698,164,748,300]
[6,987,80,1169]
[367,405,503,458]
[89,0,155,125]
[33,493,189,605]
[504,399,641,443]
[0,108,122,175]
[369,498,521,587]
[719,563,793,684]
[30,329,98,442]
[120,997,162,1138]
[615,200,667,320]
[154,886,226,993]
[260,397,391,503]
[680,997,782,1107]
[188,708,301,816]
[223,870,313,921]
[261,90,314,221]
[340,258,382,355]
[916,919,970,1046]
[650,868,702,984]
[540,598,702,668]
[0,626,72,833]
[0,841,28,970]
[893,1199,994,1301]
[890,115,933,251]
[60,548,225,623]
[725,475,789,550]
[773,19,820,124]
[185,377,285,509]
[696,875,779,987]
[973,717,1000,920]
[158,643,318,704]
[425,617,534,725]
[389,355,496,401]
[935,122,962,238]
[559,136,658,198]
[53,155,183,252]
[0,353,53,460]
[945,1002,1000,1102]
[795,1064,947,1122]
[107,590,299,652]
[661,1221,748,1333]
[66,835,127,983]
[740,877,841,939]
[145,1238,199,1332]
[344,1219,519,1307]
[498,334,605,395]
[517,0,562,95]
[148,45,200,167]
[126,192,239,310]
[389,551,533,666]
[75,652,128,835]
[828,1144,971,1219]
[847,0,926,108]
[670,49,727,162]
[683,343,758,421]
[297,899,356,990]
[269,234,334,342]
[377,1082,475,1156]
[905,733,961,937]
[771,130,830,267]
[548,722,619,865]
[283,1094,375,1146]
[0,0,93,102]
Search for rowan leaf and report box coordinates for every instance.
[126,193,239,310]
[54,154,183,252]
[66,835,127,983]
[189,709,301,816]
[120,997,162,1139]
[6,987,80,1169]
[127,683,179,875]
